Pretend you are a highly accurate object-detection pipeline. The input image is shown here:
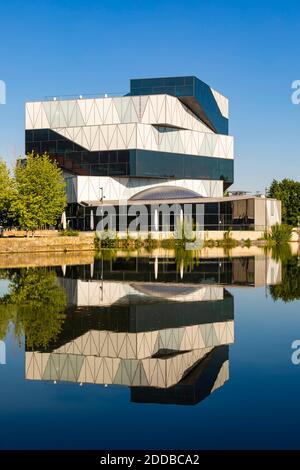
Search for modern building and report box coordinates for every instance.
[25,265,234,405]
[24,253,282,404]
[25,76,281,231]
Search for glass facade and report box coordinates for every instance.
[134,150,233,183]
[130,76,195,98]
[25,129,233,183]
[57,256,255,287]
[130,76,229,135]
[203,200,255,230]
[25,129,131,176]
[68,199,255,232]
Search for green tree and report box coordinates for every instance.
[268,179,300,226]
[12,152,67,233]
[0,158,14,224]
[0,303,16,340]
[6,268,66,349]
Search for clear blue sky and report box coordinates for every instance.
[0,0,299,191]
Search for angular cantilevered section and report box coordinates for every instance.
[130,76,229,135]
[131,345,229,405]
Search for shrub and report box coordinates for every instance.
[145,233,159,250]
[264,224,292,245]
[59,229,79,237]
[244,238,252,248]
[219,229,238,248]
[97,230,118,248]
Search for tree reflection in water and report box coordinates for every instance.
[0,268,66,349]
[268,245,300,302]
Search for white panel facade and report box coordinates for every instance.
[59,278,225,307]
[25,318,233,386]
[210,87,229,118]
[52,320,233,360]
[267,199,281,226]
[65,176,224,203]
[25,94,216,133]
[53,123,233,159]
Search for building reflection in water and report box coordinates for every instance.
[25,254,281,406]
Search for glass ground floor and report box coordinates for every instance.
[65,197,266,232]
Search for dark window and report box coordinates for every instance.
[205,203,219,214]
[41,140,56,153]
[25,130,34,142]
[117,151,130,163]
[99,153,109,164]
[57,140,74,152]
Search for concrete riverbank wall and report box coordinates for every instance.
[0,233,95,254]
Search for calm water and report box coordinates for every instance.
[0,247,300,450]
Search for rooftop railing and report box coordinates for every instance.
[29,92,126,102]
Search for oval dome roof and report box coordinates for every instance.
[130,185,202,201]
